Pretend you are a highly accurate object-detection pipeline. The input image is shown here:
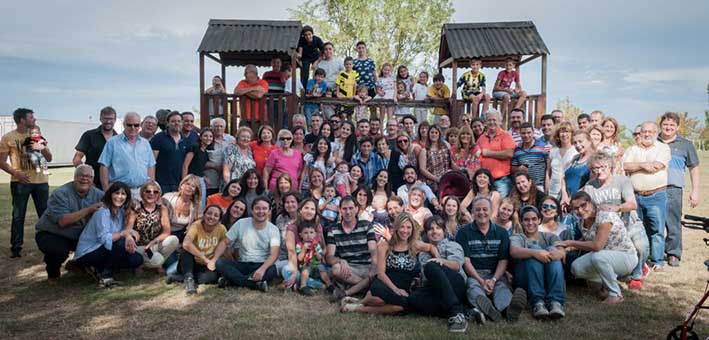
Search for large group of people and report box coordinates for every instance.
[0,28,701,334]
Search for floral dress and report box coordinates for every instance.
[425,147,451,193]
[223,144,256,182]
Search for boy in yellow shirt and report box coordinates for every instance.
[426,73,451,123]
[336,57,360,118]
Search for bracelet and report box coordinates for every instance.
[491,277,497,282]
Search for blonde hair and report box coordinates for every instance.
[601,117,620,143]
[389,212,421,258]
[552,121,575,146]
[236,126,253,141]
[497,198,522,235]
[178,174,202,217]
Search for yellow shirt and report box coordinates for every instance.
[427,84,451,116]
[186,220,228,262]
[0,130,49,184]
[335,70,360,98]
[622,142,670,191]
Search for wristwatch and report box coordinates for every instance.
[491,277,497,282]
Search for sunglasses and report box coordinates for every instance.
[397,139,409,143]
[126,123,140,128]
[280,137,292,141]
[632,132,640,137]
[144,190,160,194]
[541,203,557,210]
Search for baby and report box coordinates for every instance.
[22,126,50,175]
[326,161,352,198]
[295,223,331,295]
[318,184,340,229]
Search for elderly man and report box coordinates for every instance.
[589,110,604,126]
[658,112,701,267]
[98,112,155,196]
[180,111,199,146]
[456,196,527,322]
[35,165,104,279]
[550,109,564,125]
[73,106,118,187]
[234,64,269,125]
[0,108,53,258]
[623,121,671,271]
[327,196,377,301]
[151,111,191,193]
[139,115,158,140]
[477,109,515,198]
[507,108,542,147]
[203,117,235,196]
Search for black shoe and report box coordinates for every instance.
[475,295,502,322]
[299,286,316,296]
[256,281,268,293]
[448,313,468,333]
[668,256,680,267]
[465,307,486,324]
[165,274,183,285]
[506,288,527,322]
[217,277,229,288]
[185,276,197,295]
[10,250,21,258]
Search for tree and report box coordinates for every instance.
[655,112,702,139]
[555,96,584,121]
[289,0,454,71]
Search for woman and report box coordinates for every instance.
[419,125,457,193]
[125,181,179,271]
[182,127,213,208]
[462,168,500,218]
[470,118,485,142]
[334,121,357,162]
[249,125,278,177]
[270,173,294,222]
[163,175,202,242]
[511,171,545,212]
[177,205,228,294]
[441,197,471,241]
[304,168,325,201]
[281,198,327,292]
[557,192,638,304]
[539,196,576,240]
[73,182,143,287]
[494,198,521,236]
[275,192,300,232]
[221,197,248,229]
[237,169,266,212]
[349,164,365,190]
[396,132,421,170]
[206,179,241,212]
[264,129,304,192]
[291,126,307,155]
[319,121,334,142]
[223,126,256,183]
[414,121,430,147]
[405,186,433,228]
[353,185,374,222]
[561,130,593,208]
[341,213,438,314]
[451,127,480,179]
[376,136,406,191]
[547,122,577,199]
[370,169,392,226]
[510,206,566,319]
[301,136,335,195]
[600,117,624,173]
[588,124,605,152]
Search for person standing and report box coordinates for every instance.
[151,111,191,193]
[180,112,200,146]
[73,106,118,188]
[353,41,377,98]
[476,110,515,198]
[657,112,700,267]
[0,108,52,258]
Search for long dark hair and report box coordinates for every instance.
[238,169,265,197]
[294,198,320,230]
[352,185,373,211]
[341,121,357,162]
[222,197,248,227]
[511,171,539,211]
[221,178,241,198]
[103,182,131,219]
[472,168,496,195]
[371,169,392,197]
[310,136,332,164]
[278,191,301,220]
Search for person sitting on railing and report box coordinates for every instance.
[353,85,372,122]
[234,64,268,126]
[493,58,528,112]
[335,56,360,118]
[457,58,491,118]
[394,80,413,117]
[205,76,226,118]
[375,63,397,120]
[412,71,430,124]
[304,68,328,126]
[427,74,451,125]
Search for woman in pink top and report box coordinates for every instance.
[264,129,304,192]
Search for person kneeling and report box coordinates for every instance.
[510,206,566,319]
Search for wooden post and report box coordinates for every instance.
[289,52,298,128]
[199,52,206,129]
[541,54,548,116]
[450,60,458,125]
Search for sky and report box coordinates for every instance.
[0,0,707,128]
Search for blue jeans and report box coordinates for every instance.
[665,186,683,259]
[10,182,49,253]
[627,221,650,279]
[75,239,144,278]
[514,245,565,305]
[281,262,325,289]
[636,190,667,266]
[493,176,512,198]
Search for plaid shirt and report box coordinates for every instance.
[351,151,385,187]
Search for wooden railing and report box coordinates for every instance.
[455,94,546,129]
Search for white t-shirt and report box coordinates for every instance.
[548,146,578,197]
[226,217,280,263]
[317,58,344,90]
[284,76,304,96]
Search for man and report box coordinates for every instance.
[508,109,542,146]
[327,196,377,301]
[550,109,564,125]
[151,111,191,193]
[396,165,441,210]
[511,123,548,191]
[457,58,491,117]
[313,42,344,118]
[304,113,323,145]
[139,115,158,140]
[215,197,279,292]
[356,119,370,141]
[98,112,155,195]
[438,115,451,138]
[0,108,52,258]
[538,114,555,148]
[622,121,671,271]
[477,110,515,198]
[353,41,377,97]
[35,165,103,279]
[385,118,399,150]
[180,112,199,146]
[369,117,382,139]
[402,115,417,140]
[262,57,285,94]
[234,64,269,124]
[633,124,642,144]
[203,118,235,196]
[577,113,590,130]
[351,137,384,187]
[456,196,527,322]
[73,106,118,187]
[589,110,604,126]
[155,109,170,131]
[658,112,700,267]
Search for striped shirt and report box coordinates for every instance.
[511,139,548,187]
[326,220,375,265]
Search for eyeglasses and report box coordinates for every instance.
[397,139,409,144]
[125,123,140,128]
[144,190,160,194]
[541,203,557,210]
[632,132,640,137]
[280,137,292,141]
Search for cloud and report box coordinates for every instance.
[624,66,709,84]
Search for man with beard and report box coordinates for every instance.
[507,108,541,147]
[396,165,441,211]
[73,106,118,188]
[151,111,191,193]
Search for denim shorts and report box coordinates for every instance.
[493,91,518,99]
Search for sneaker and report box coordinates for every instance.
[532,302,549,319]
[330,286,347,303]
[185,276,197,295]
[217,277,228,288]
[299,286,315,296]
[99,277,115,288]
[447,313,468,333]
[255,280,269,293]
[652,264,665,272]
[475,295,501,322]
[668,256,680,267]
[465,307,485,324]
[548,301,565,319]
[340,303,362,313]
[506,288,527,322]
[642,264,650,278]
[628,279,643,290]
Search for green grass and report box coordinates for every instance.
[0,162,708,339]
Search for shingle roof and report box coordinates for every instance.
[439,21,549,63]
[198,20,302,66]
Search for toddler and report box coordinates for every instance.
[318,184,340,229]
[23,126,49,175]
[353,85,372,122]
[295,224,330,295]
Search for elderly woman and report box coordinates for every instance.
[249,125,278,177]
[162,174,202,242]
[125,181,179,271]
[510,206,566,319]
[264,129,304,192]
[405,186,433,228]
[556,192,637,304]
[223,126,256,183]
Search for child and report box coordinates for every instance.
[457,58,491,117]
[318,184,340,229]
[426,74,451,124]
[328,161,352,198]
[493,58,528,110]
[375,63,396,120]
[283,64,304,97]
[336,57,360,119]
[305,68,329,126]
[353,85,372,122]
[23,126,49,175]
[295,223,331,295]
[394,80,412,116]
[412,71,430,124]
[396,65,414,92]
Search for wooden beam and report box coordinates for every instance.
[199,52,206,128]
[205,53,222,64]
[439,57,454,69]
[541,54,548,96]
[519,54,540,66]
[450,60,459,121]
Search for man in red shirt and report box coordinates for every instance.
[234,65,269,124]
[476,109,515,197]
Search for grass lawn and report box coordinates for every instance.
[0,158,708,340]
